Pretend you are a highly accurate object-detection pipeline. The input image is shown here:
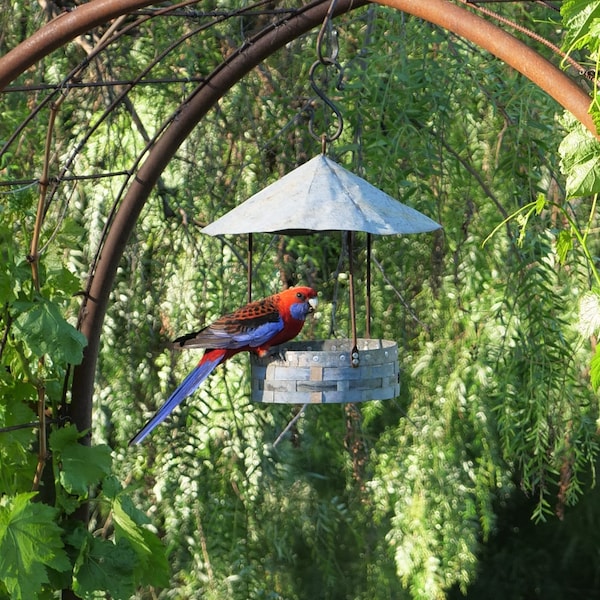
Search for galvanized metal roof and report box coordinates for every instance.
[201,154,441,236]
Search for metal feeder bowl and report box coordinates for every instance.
[251,338,400,404]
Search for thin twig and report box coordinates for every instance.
[371,255,429,329]
[273,404,308,447]
[30,90,68,492]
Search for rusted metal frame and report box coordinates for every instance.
[0,1,224,166]
[0,0,158,90]
[69,0,370,440]
[4,77,208,92]
[43,9,244,209]
[375,0,598,138]
[0,6,157,163]
[3,0,589,126]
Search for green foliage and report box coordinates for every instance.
[0,493,70,599]
[561,0,600,52]
[561,0,600,131]
[70,529,139,600]
[0,122,166,600]
[50,427,112,502]
[67,478,169,599]
[558,115,600,196]
[12,298,87,366]
[3,1,600,599]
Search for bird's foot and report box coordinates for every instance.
[260,346,287,362]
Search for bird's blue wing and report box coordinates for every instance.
[175,314,284,350]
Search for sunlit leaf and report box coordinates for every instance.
[558,122,600,197]
[49,426,112,498]
[590,344,600,391]
[556,229,573,264]
[535,193,546,215]
[561,0,600,50]
[0,493,70,600]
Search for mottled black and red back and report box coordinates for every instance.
[173,286,317,353]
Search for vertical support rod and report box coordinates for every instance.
[247,233,253,303]
[347,230,359,367]
[366,233,371,339]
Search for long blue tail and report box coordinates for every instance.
[129,353,224,445]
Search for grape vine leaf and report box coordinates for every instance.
[561,0,600,51]
[112,495,169,588]
[49,426,112,498]
[558,120,600,197]
[13,297,87,365]
[0,492,70,600]
[0,393,37,496]
[70,526,137,600]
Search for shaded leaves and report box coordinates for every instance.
[12,297,87,365]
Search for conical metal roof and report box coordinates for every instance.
[201,154,441,236]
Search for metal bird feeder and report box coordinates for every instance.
[201,3,440,407]
[201,154,441,405]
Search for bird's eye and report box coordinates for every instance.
[296,292,305,299]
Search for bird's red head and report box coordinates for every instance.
[279,286,318,321]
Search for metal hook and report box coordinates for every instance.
[316,0,340,65]
[307,59,344,144]
[306,0,345,145]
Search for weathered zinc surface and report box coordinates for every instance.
[201,154,441,236]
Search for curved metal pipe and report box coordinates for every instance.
[375,0,597,137]
[0,0,157,90]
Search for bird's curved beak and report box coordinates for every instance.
[308,297,318,313]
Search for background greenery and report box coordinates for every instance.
[2,1,600,598]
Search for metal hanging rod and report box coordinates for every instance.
[3,76,208,93]
[0,170,132,188]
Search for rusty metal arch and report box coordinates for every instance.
[0,0,595,441]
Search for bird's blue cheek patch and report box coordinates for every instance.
[290,302,308,321]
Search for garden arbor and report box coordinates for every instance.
[0,0,595,451]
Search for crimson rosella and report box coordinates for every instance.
[129,286,318,444]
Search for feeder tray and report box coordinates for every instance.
[251,339,400,404]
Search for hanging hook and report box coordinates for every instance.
[306,0,344,146]
[316,0,340,65]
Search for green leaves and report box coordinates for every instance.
[558,119,600,197]
[68,482,169,598]
[0,424,168,599]
[71,531,138,600]
[561,0,600,51]
[13,297,87,365]
[50,426,112,501]
[111,494,170,588]
[0,493,70,600]
[590,344,600,392]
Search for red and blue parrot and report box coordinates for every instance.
[129,286,318,445]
